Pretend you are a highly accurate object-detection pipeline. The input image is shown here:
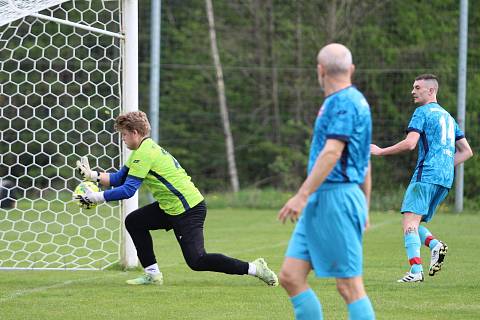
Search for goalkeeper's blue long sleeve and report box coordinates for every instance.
[104,176,142,201]
[109,165,129,187]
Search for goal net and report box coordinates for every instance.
[0,0,138,270]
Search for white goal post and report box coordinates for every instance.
[0,0,138,270]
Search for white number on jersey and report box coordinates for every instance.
[439,115,455,147]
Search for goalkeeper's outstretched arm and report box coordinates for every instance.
[74,174,142,207]
[76,156,129,187]
[75,156,140,206]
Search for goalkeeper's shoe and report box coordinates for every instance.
[126,272,163,285]
[429,241,448,276]
[397,271,424,283]
[252,258,278,287]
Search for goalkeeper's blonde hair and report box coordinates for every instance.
[115,111,151,137]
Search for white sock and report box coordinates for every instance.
[144,263,160,275]
[248,263,257,276]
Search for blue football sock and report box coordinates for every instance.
[404,232,423,274]
[290,288,323,320]
[418,225,439,250]
[348,296,375,320]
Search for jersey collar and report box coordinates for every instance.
[324,85,354,99]
[138,136,151,148]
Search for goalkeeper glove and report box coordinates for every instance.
[76,156,100,182]
[73,186,105,206]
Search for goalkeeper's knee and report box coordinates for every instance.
[185,254,209,271]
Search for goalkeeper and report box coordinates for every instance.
[74,111,278,286]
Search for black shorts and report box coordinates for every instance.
[128,200,207,243]
[126,200,248,274]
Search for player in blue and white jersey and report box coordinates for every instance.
[278,43,375,320]
[371,74,473,283]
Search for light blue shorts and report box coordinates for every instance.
[401,182,449,222]
[285,183,367,278]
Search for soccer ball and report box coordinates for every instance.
[73,181,100,209]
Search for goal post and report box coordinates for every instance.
[0,0,138,270]
[120,0,138,269]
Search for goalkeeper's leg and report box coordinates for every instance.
[175,202,278,286]
[124,202,170,285]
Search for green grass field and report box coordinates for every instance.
[1,209,479,319]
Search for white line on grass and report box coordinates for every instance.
[0,219,397,303]
[0,262,183,303]
[0,272,123,304]
[368,218,398,231]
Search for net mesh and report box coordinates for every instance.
[0,0,69,27]
[0,0,123,270]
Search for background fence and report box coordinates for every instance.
[133,1,480,206]
[2,0,478,206]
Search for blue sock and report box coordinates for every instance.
[348,296,375,320]
[290,288,323,320]
[418,225,439,250]
[404,232,423,273]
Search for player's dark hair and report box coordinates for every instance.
[115,111,151,136]
[415,74,439,92]
[415,74,438,82]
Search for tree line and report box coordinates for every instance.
[136,1,479,203]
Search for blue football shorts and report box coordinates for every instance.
[401,182,449,222]
[285,182,368,278]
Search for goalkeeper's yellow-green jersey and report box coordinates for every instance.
[126,138,204,215]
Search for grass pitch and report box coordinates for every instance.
[1,209,479,319]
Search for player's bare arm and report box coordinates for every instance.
[360,162,372,230]
[278,139,345,224]
[454,138,473,166]
[98,173,111,187]
[370,131,420,156]
[360,162,371,208]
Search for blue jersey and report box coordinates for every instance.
[406,103,464,188]
[308,86,372,187]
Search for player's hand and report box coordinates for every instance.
[365,216,371,232]
[73,186,105,205]
[76,156,99,182]
[278,193,308,224]
[370,144,383,156]
[74,192,95,208]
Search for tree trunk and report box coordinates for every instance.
[326,0,338,41]
[205,0,240,192]
[251,0,268,126]
[295,1,304,122]
[267,0,281,143]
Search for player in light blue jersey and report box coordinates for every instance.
[371,74,473,282]
[278,43,375,320]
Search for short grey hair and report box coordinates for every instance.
[317,43,352,75]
